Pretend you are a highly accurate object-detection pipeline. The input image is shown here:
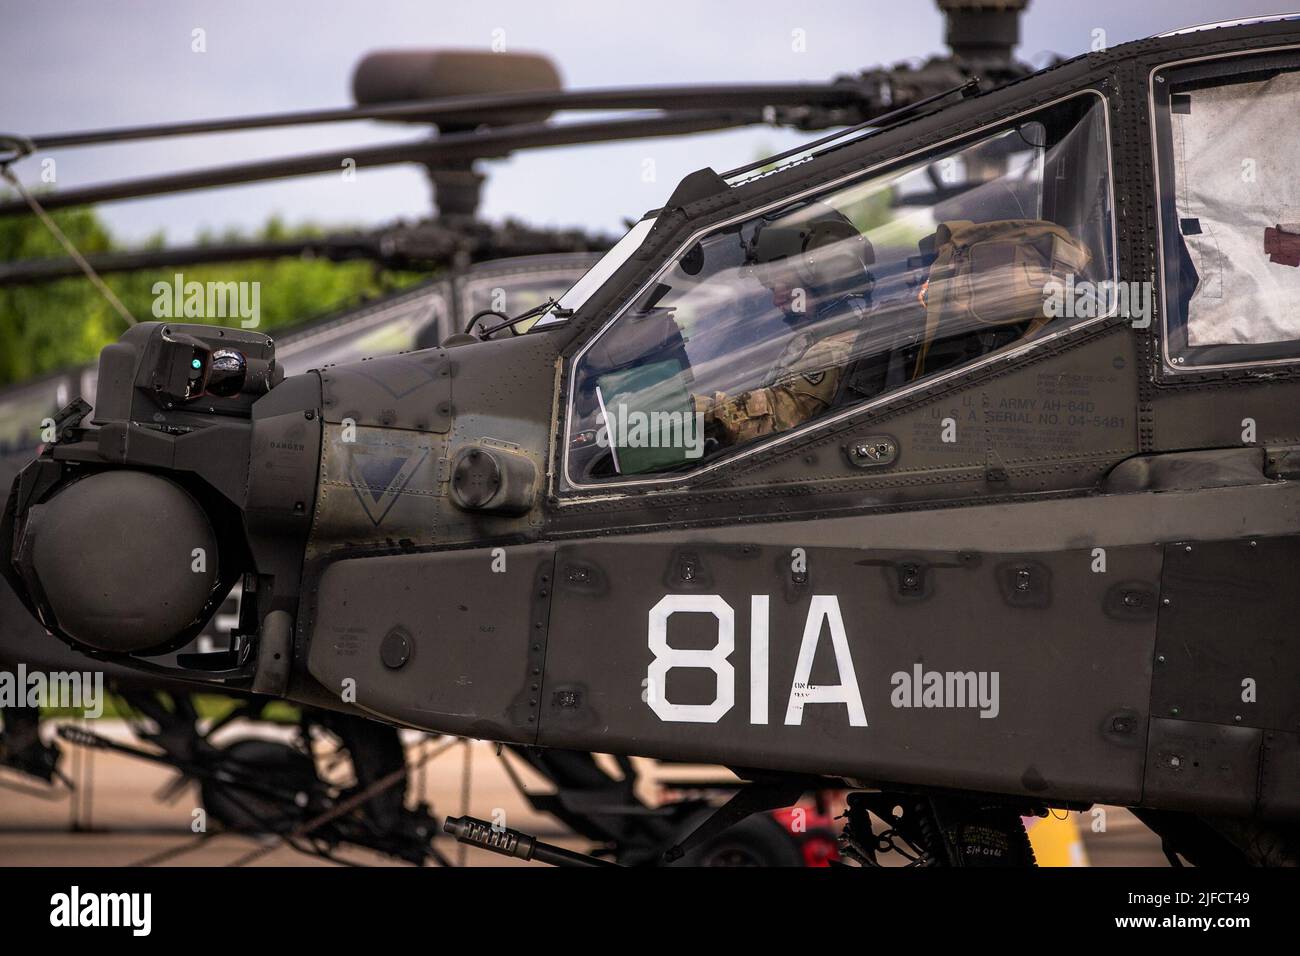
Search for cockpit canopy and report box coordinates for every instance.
[565,92,1115,485]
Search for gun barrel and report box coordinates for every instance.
[442,815,618,868]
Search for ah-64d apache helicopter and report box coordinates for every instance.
[4,5,1300,866]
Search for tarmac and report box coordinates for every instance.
[0,720,1169,867]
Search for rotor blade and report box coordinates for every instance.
[0,239,342,283]
[0,222,617,286]
[0,111,759,217]
[28,83,876,149]
[721,79,978,180]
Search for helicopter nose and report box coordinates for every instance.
[11,470,219,654]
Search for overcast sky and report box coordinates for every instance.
[0,0,1283,244]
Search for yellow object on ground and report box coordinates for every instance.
[1025,813,1089,867]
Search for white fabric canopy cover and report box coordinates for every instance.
[1171,70,1300,346]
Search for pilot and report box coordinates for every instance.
[697,203,876,446]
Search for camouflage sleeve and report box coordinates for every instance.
[766,334,853,431]
[696,331,854,445]
[696,389,776,444]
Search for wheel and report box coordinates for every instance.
[671,810,806,867]
[199,738,319,834]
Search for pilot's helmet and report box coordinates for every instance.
[745,201,875,298]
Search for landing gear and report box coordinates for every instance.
[503,749,816,866]
[62,691,448,865]
[841,792,1038,867]
[669,807,805,867]
[1133,809,1300,867]
[0,705,63,784]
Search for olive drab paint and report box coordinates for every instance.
[6,19,1300,850]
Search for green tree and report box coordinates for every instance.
[0,202,424,388]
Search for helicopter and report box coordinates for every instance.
[0,0,1050,866]
[1,252,833,867]
[2,16,896,863]
[0,254,584,864]
[0,28,871,862]
[4,5,1300,868]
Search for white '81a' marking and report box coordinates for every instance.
[647,595,734,722]
[646,593,866,727]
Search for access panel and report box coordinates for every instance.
[538,537,1161,805]
[305,544,555,742]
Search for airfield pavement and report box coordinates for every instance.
[0,720,1168,867]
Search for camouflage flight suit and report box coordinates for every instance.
[697,303,864,445]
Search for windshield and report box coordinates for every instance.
[0,375,67,458]
[532,216,658,328]
[462,269,590,334]
[565,93,1114,485]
